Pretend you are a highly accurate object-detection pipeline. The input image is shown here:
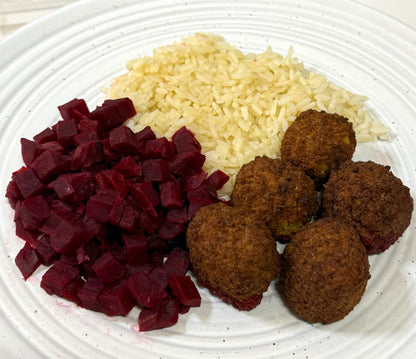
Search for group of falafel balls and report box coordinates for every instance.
[186,109,414,324]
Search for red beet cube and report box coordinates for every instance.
[61,277,85,306]
[159,222,187,241]
[91,105,122,130]
[159,180,182,209]
[33,127,56,144]
[15,242,41,280]
[172,127,201,153]
[48,172,95,203]
[13,167,45,198]
[16,195,49,230]
[78,277,104,312]
[142,159,171,183]
[183,172,207,192]
[109,197,140,232]
[74,131,100,146]
[169,152,193,175]
[109,126,139,155]
[98,281,136,316]
[40,260,80,296]
[71,140,104,170]
[142,137,175,159]
[95,169,127,197]
[207,170,229,190]
[166,208,188,224]
[58,98,90,122]
[86,191,118,223]
[121,230,148,266]
[138,298,179,331]
[163,249,190,277]
[130,181,159,218]
[21,138,45,166]
[14,217,39,248]
[138,211,164,234]
[35,235,58,266]
[170,274,201,307]
[49,218,94,255]
[125,272,167,308]
[148,266,170,289]
[5,179,23,209]
[31,150,65,182]
[135,126,156,145]
[55,118,78,146]
[91,251,126,285]
[102,98,136,120]
[113,156,142,178]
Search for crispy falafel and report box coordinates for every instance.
[320,160,414,254]
[231,156,318,242]
[280,109,356,186]
[186,203,281,311]
[279,217,370,324]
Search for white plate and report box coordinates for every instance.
[1,0,416,358]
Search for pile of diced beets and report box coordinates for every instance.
[5,97,229,331]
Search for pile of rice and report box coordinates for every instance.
[106,33,389,196]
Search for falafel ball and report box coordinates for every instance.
[280,109,356,186]
[279,217,370,324]
[186,203,281,311]
[320,160,414,254]
[231,156,318,242]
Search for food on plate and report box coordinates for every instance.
[231,156,318,241]
[6,97,231,331]
[279,218,370,324]
[106,32,389,196]
[320,160,414,254]
[280,109,357,187]
[186,202,281,310]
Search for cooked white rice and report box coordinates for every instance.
[106,33,389,196]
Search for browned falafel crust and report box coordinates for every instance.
[279,218,370,324]
[186,203,281,311]
[231,156,318,241]
[280,109,356,185]
[320,160,414,254]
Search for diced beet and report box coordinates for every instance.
[146,235,169,254]
[102,98,136,120]
[40,260,80,296]
[138,297,179,331]
[207,170,229,190]
[71,140,104,170]
[31,150,65,182]
[170,274,201,307]
[14,217,39,248]
[159,180,182,209]
[163,248,190,277]
[121,230,148,266]
[86,191,118,223]
[169,152,193,175]
[58,98,90,122]
[49,218,94,255]
[101,138,122,162]
[91,104,122,129]
[172,127,201,154]
[130,182,159,218]
[187,152,206,173]
[91,251,126,285]
[95,170,127,197]
[182,172,207,192]
[139,211,164,234]
[13,167,45,198]
[125,272,167,308]
[49,199,79,222]
[98,281,136,317]
[33,127,56,144]
[76,245,89,265]
[109,126,139,155]
[55,118,78,146]
[113,156,142,178]
[78,117,101,135]
[109,197,140,232]
[15,242,41,280]
[40,141,64,153]
[16,195,49,230]
[187,183,216,219]
[142,137,175,159]
[78,277,104,312]
[21,138,45,166]
[135,126,156,146]
[34,235,58,266]
[74,131,100,146]
[148,266,170,289]
[48,172,95,203]
[142,159,171,183]
[159,222,187,241]
[5,179,23,209]
[166,208,188,224]
[61,277,85,306]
